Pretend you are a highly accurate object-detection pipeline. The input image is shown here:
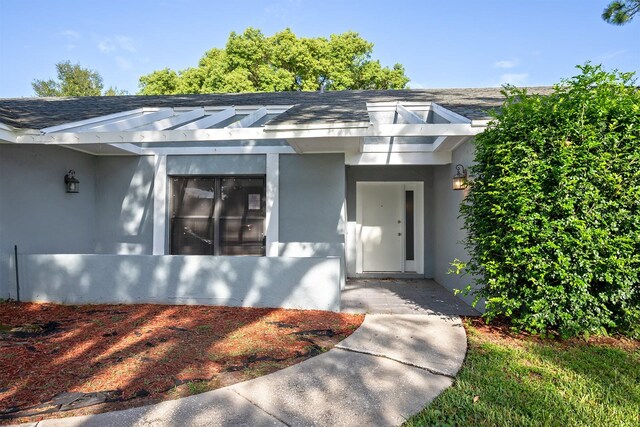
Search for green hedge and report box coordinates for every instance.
[461,64,640,338]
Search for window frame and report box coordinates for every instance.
[169,174,266,256]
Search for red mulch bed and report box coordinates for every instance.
[0,302,363,423]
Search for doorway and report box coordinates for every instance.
[356,182,424,274]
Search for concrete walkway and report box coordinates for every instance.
[342,279,480,316]
[15,314,467,427]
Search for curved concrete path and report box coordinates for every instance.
[15,314,467,427]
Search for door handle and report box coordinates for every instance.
[398,233,402,236]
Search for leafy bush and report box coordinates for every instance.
[461,64,640,338]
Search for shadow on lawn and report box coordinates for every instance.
[405,325,640,427]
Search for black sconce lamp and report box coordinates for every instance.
[64,170,79,193]
[452,164,468,190]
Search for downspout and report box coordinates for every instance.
[14,245,20,302]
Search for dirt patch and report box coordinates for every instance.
[463,316,640,351]
[0,302,363,424]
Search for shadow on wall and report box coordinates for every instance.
[18,254,341,312]
[95,157,155,255]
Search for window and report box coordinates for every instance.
[170,176,266,256]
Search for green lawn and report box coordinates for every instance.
[405,320,640,427]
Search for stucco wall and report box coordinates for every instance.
[19,254,341,311]
[0,145,97,299]
[95,156,155,255]
[278,154,345,258]
[345,165,435,278]
[432,140,485,310]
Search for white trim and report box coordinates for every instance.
[362,143,435,153]
[175,107,236,130]
[403,182,424,274]
[141,146,296,155]
[152,155,167,255]
[346,151,452,165]
[134,108,206,131]
[111,143,145,155]
[372,123,482,137]
[265,153,279,257]
[40,108,147,133]
[227,107,267,128]
[58,144,145,156]
[16,123,480,145]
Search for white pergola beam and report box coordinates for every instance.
[395,104,426,124]
[176,107,235,130]
[16,122,483,145]
[140,146,295,155]
[85,108,174,132]
[432,136,471,152]
[0,127,17,143]
[227,107,268,129]
[431,102,471,124]
[134,108,205,131]
[431,136,447,152]
[41,108,146,133]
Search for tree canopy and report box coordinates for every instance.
[460,64,640,338]
[602,1,640,24]
[138,28,409,95]
[32,61,127,97]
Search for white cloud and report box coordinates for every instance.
[115,56,132,71]
[115,36,136,53]
[499,73,529,86]
[60,30,80,40]
[66,44,77,51]
[98,39,115,53]
[495,59,518,69]
[98,36,136,54]
[408,82,426,89]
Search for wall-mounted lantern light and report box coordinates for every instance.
[64,170,79,193]
[452,164,468,190]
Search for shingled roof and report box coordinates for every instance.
[0,87,554,130]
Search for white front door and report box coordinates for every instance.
[360,183,404,272]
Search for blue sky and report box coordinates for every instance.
[0,0,638,98]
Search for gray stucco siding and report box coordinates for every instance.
[278,154,345,257]
[167,154,266,175]
[432,140,484,311]
[0,145,97,298]
[94,156,155,255]
[19,254,341,311]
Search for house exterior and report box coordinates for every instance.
[0,89,547,311]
